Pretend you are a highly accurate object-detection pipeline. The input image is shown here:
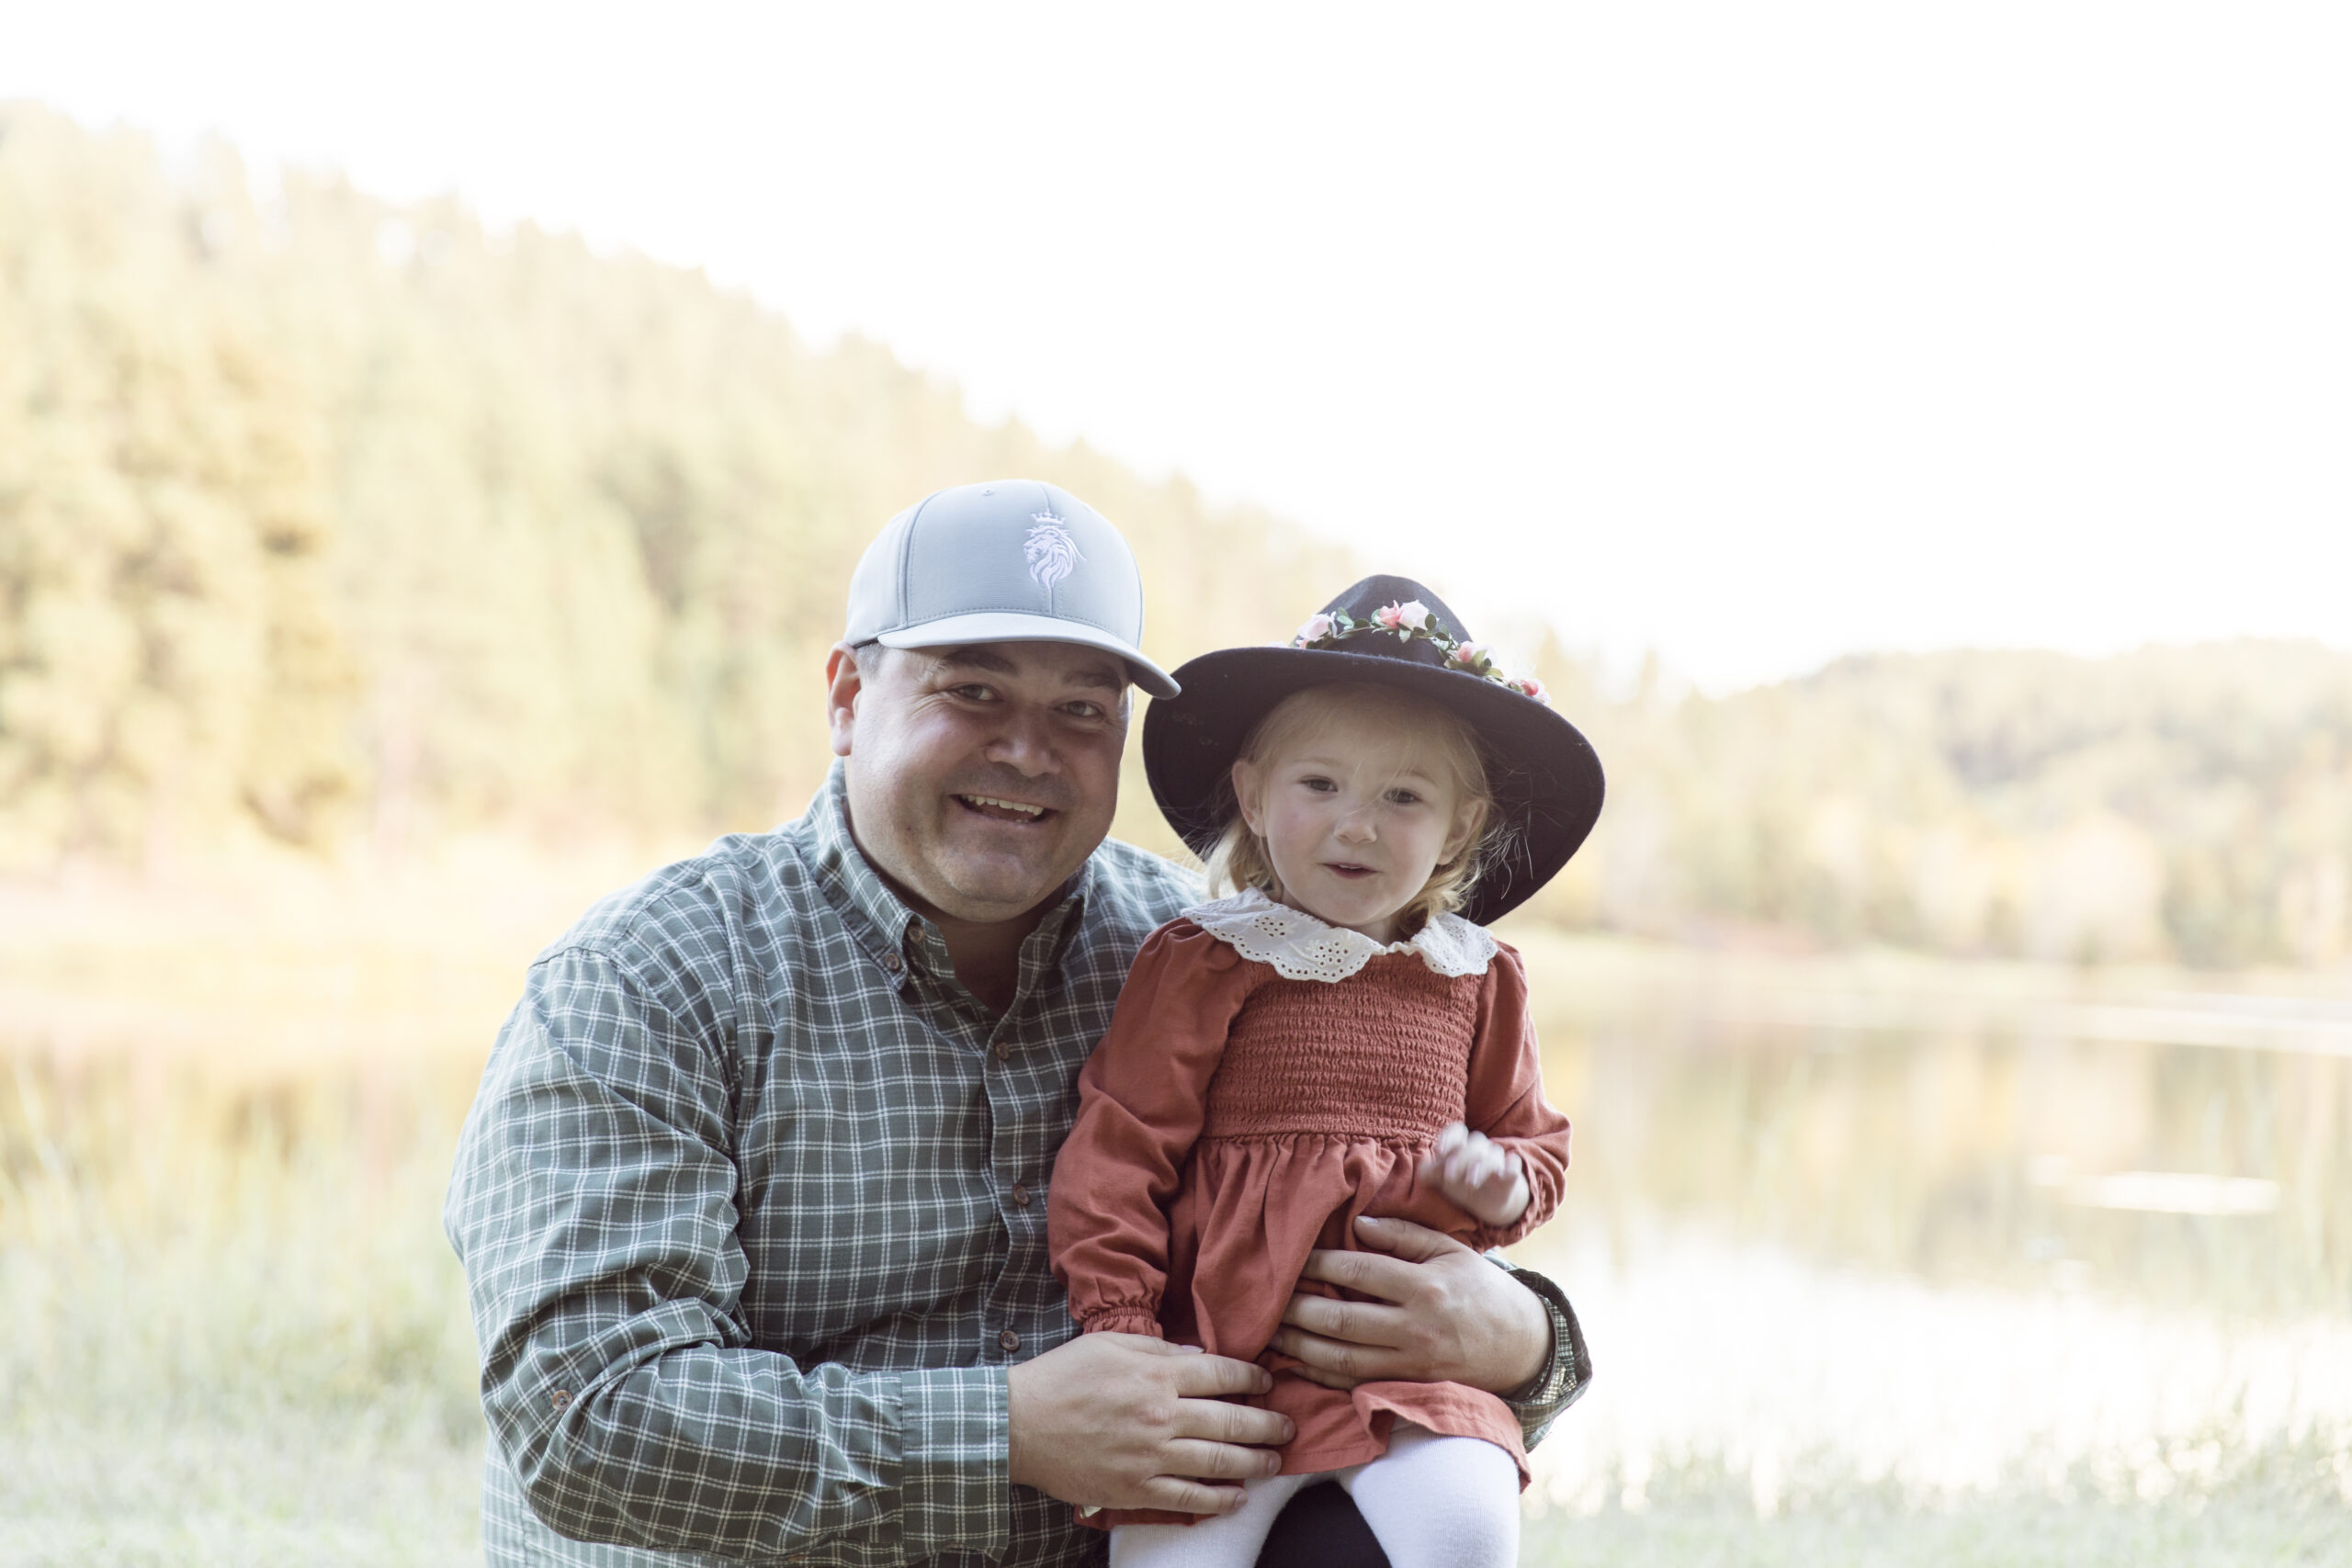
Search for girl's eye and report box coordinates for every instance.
[1388,789,1422,806]
[1300,775,1337,792]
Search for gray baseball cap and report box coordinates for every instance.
[843,480,1180,697]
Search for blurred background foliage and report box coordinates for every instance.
[0,103,1343,875]
[1533,642,2352,969]
[5,101,2350,1567]
[5,103,2349,972]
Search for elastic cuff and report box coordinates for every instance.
[1080,1310,1164,1337]
[897,1367,1010,1560]
[1463,1221,1524,1253]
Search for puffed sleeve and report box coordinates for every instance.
[1459,941,1574,1251]
[1047,920,1261,1337]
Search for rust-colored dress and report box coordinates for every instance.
[1047,893,1572,1525]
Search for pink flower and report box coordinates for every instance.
[1374,600,1431,633]
[1512,675,1550,705]
[1449,640,1490,671]
[1294,612,1336,645]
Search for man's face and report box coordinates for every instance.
[828,639,1129,925]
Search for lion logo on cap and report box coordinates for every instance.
[1025,514,1082,590]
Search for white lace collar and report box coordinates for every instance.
[1182,887,1498,984]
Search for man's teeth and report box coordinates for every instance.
[963,795,1046,818]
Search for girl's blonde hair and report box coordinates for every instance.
[1204,682,1499,936]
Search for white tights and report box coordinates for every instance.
[1107,1425,1520,1568]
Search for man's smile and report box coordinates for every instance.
[956,793,1056,823]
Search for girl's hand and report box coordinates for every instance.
[1419,1122,1530,1228]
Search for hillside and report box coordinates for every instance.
[1530,641,2352,967]
[3,104,2347,969]
[0,103,1346,869]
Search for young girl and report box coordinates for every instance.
[1048,575,1606,1567]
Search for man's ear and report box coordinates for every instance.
[825,642,867,760]
[1230,758,1265,835]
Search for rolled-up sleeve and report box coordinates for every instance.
[1489,1258,1594,1450]
[444,946,1008,1562]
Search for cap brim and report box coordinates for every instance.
[877,612,1181,698]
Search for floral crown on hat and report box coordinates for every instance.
[1291,600,1550,705]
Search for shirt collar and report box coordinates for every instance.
[803,761,920,974]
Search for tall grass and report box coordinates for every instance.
[3,869,2349,1564]
[1521,1443,2352,1568]
[0,1053,485,1566]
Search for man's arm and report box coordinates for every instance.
[1268,1216,1592,1446]
[445,948,1008,1560]
[447,944,1297,1553]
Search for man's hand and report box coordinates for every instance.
[1007,1333,1294,1515]
[1268,1215,1551,1393]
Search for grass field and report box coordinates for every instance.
[1522,1471,2352,1568]
[3,852,2348,1564]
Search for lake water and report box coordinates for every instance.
[3,886,2349,1559]
[1506,930,2352,1526]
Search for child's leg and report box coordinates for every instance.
[1108,1473,1317,1568]
[1338,1425,1521,1568]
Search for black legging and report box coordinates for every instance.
[1252,1482,1392,1567]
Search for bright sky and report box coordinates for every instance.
[10,1,2348,690]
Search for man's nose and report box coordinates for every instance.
[983,705,1058,775]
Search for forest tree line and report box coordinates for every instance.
[4,104,2346,968]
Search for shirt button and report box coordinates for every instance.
[880,952,903,974]
[992,1042,1011,1061]
[999,1329,1021,1353]
[550,1389,571,1410]
[1011,1183,1032,1207]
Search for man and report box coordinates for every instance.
[445,480,1590,1566]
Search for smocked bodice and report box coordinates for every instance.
[1201,956,1479,1142]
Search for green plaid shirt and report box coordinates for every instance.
[446,764,1589,1566]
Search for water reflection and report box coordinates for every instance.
[1519,935,2352,1316]
[1515,1223,2352,1518]
[1496,931,2352,1524]
[7,936,2348,1325]
[4,926,2349,1544]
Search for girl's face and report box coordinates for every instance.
[1232,702,1479,944]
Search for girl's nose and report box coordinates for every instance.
[1335,806,1378,843]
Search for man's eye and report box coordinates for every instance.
[1063,701,1105,721]
[949,684,998,702]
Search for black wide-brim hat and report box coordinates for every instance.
[1143,575,1605,926]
